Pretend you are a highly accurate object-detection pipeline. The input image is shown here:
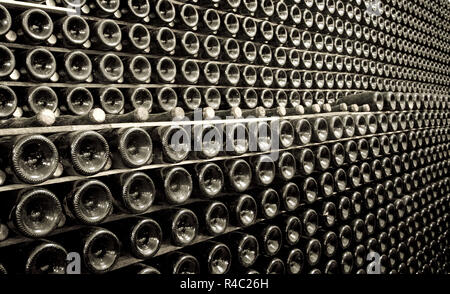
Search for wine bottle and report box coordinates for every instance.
[151,125,190,163]
[164,252,200,274]
[5,187,62,238]
[277,151,296,181]
[108,217,162,259]
[64,179,113,225]
[60,50,92,82]
[52,131,110,176]
[56,15,90,47]
[192,123,222,159]
[222,159,252,193]
[190,201,229,236]
[18,9,54,43]
[188,241,231,274]
[0,4,11,37]
[122,24,150,52]
[61,87,94,116]
[18,241,67,274]
[154,208,199,246]
[103,127,152,168]
[124,55,151,83]
[108,172,155,214]
[93,53,124,82]
[21,48,57,81]
[255,188,280,220]
[225,232,259,268]
[156,167,193,205]
[91,19,122,50]
[251,155,275,186]
[63,227,121,273]
[0,134,59,184]
[226,194,257,227]
[0,45,15,79]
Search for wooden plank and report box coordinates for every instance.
[0,0,76,14]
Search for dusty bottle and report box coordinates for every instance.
[225,231,259,268]
[193,163,224,198]
[108,217,162,259]
[108,172,155,214]
[5,187,62,238]
[56,15,90,47]
[64,179,113,225]
[52,131,109,176]
[62,227,120,273]
[188,241,232,274]
[226,194,257,227]
[0,134,59,184]
[156,167,193,205]
[155,208,199,246]
[151,125,190,163]
[164,252,200,274]
[18,9,54,43]
[191,201,229,236]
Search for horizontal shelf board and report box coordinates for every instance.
[0,111,349,136]
[0,0,76,14]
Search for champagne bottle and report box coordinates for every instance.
[223,159,252,193]
[109,172,155,214]
[191,201,228,236]
[21,241,67,274]
[255,188,280,220]
[62,87,94,116]
[6,188,62,238]
[0,4,11,37]
[188,241,231,274]
[277,182,299,211]
[18,9,54,43]
[60,51,92,82]
[151,125,190,163]
[104,127,153,168]
[0,85,17,119]
[97,87,125,115]
[251,155,275,186]
[279,214,302,246]
[91,19,122,50]
[93,53,124,82]
[21,48,57,81]
[108,217,162,259]
[157,167,193,205]
[52,131,110,176]
[165,252,200,274]
[192,123,222,159]
[63,227,121,273]
[226,232,259,268]
[154,208,199,246]
[277,152,296,181]
[226,194,257,227]
[0,45,15,79]
[122,24,150,52]
[64,179,113,225]
[56,15,90,47]
[0,134,59,184]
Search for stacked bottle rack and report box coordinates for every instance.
[0,0,448,274]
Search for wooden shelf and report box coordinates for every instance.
[0,0,76,14]
[0,111,348,136]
